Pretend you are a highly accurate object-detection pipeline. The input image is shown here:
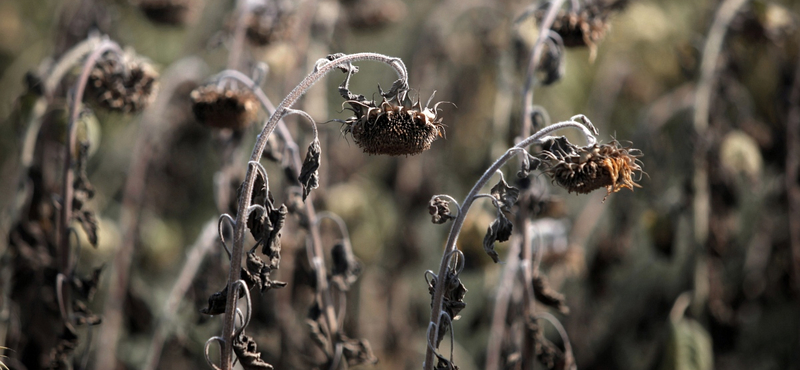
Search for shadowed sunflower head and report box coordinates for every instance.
[190,84,258,130]
[343,97,446,156]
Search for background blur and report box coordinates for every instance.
[1,0,799,369]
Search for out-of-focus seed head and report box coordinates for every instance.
[536,0,629,58]
[85,51,159,114]
[190,84,258,130]
[133,0,203,26]
[245,1,296,46]
[539,138,643,199]
[344,98,445,156]
[340,0,407,30]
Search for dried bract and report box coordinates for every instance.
[539,138,643,199]
[86,51,159,113]
[344,98,445,156]
[191,84,258,130]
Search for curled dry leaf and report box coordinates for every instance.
[339,334,379,366]
[331,243,361,291]
[428,270,467,347]
[429,197,455,224]
[490,177,520,213]
[483,212,513,263]
[298,138,321,201]
[233,333,274,370]
[532,272,569,314]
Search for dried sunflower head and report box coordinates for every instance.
[132,0,203,26]
[539,137,642,199]
[536,0,629,58]
[190,84,258,130]
[245,1,296,46]
[85,51,159,113]
[343,97,445,156]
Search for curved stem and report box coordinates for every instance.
[219,53,407,369]
[520,0,566,137]
[423,119,592,369]
[56,39,121,327]
[692,0,751,248]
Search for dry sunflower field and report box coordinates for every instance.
[0,0,799,369]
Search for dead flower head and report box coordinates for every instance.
[536,0,629,58]
[85,51,159,113]
[343,97,446,156]
[133,0,203,26]
[539,137,642,199]
[245,1,296,46]
[190,84,258,130]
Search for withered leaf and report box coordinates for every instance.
[50,324,79,370]
[428,270,467,347]
[233,333,274,370]
[483,213,513,263]
[298,138,321,201]
[306,301,330,352]
[517,153,541,179]
[490,177,520,213]
[72,266,103,301]
[245,252,287,293]
[262,204,286,266]
[200,287,229,315]
[434,355,460,370]
[72,300,102,326]
[286,188,310,228]
[532,272,569,314]
[331,243,361,291]
[429,197,455,224]
[74,210,98,247]
[340,334,378,366]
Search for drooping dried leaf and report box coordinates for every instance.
[340,334,378,366]
[483,213,513,263]
[233,333,275,370]
[74,210,98,247]
[298,138,321,201]
[306,301,331,353]
[428,270,467,347]
[517,153,541,179]
[245,252,287,293]
[49,324,79,370]
[331,243,361,291]
[286,188,310,228]
[532,272,569,314]
[429,197,455,224]
[490,177,520,213]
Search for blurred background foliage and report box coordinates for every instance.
[1,0,800,369]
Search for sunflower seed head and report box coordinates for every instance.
[190,84,258,130]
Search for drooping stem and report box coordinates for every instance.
[219,53,407,370]
[56,39,121,326]
[692,0,751,247]
[423,119,595,369]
